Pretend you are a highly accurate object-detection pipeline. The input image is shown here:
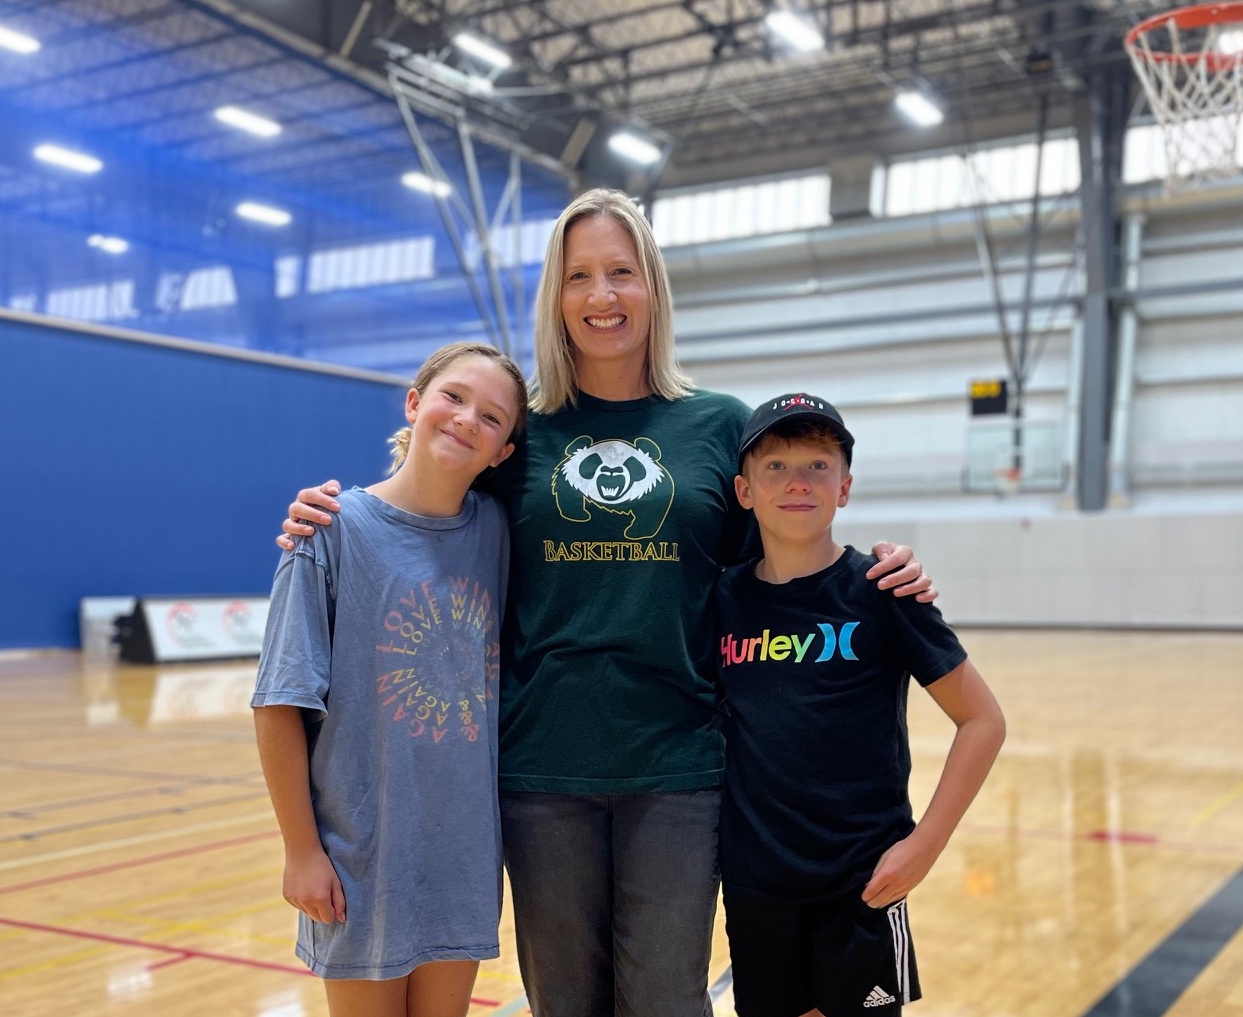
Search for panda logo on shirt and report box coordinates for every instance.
[552,436,675,540]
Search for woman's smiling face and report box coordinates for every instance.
[559,215,652,380]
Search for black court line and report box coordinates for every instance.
[1082,865,1243,1017]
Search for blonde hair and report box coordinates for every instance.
[389,342,529,474]
[531,188,693,413]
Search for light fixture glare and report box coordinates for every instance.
[88,234,129,255]
[1219,29,1243,56]
[236,201,291,226]
[402,172,452,197]
[34,144,103,174]
[895,90,944,127]
[765,11,824,52]
[608,131,663,166]
[215,105,282,137]
[0,24,40,53]
[452,32,512,70]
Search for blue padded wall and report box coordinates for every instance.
[1,314,408,649]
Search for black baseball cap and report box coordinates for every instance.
[738,392,855,469]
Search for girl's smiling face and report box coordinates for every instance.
[407,355,520,477]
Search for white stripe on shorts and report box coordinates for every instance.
[886,899,911,1003]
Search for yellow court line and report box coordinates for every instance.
[0,943,116,984]
[90,895,281,927]
[1193,780,1243,825]
[87,898,294,948]
[63,865,284,915]
[91,917,293,951]
[475,970,527,984]
[0,812,275,873]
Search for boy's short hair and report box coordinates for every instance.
[739,393,854,470]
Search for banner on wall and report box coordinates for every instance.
[116,597,269,664]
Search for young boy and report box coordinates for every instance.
[716,393,1006,1017]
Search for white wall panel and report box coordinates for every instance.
[666,191,1243,628]
[1138,317,1243,380]
[835,513,1243,628]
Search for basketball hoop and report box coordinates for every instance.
[1125,2,1243,189]
[994,466,1022,498]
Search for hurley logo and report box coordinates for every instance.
[719,622,860,668]
[863,985,896,1008]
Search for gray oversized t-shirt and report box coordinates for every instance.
[253,487,508,979]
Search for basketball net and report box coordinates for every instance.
[1125,2,1243,189]
[994,466,1022,498]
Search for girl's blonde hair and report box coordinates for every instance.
[531,188,693,413]
[389,342,529,473]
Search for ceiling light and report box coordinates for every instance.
[0,24,40,54]
[895,90,944,128]
[215,105,282,138]
[34,144,103,174]
[88,234,129,255]
[1219,29,1243,55]
[402,171,452,197]
[452,32,511,70]
[236,201,291,226]
[608,130,662,166]
[765,11,824,52]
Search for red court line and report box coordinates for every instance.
[0,915,312,976]
[957,821,1243,857]
[2,914,503,1006]
[1086,829,1160,844]
[0,829,282,897]
[0,837,506,1007]
[146,953,193,971]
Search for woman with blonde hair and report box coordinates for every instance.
[281,188,934,1017]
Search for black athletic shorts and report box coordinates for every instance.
[723,880,920,1017]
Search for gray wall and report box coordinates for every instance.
[668,186,1243,629]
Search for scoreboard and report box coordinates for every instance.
[970,377,1008,416]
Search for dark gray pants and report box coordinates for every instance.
[501,789,721,1017]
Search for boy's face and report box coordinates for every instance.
[735,434,852,546]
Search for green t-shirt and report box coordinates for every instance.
[488,389,754,793]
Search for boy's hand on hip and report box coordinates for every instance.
[861,834,937,909]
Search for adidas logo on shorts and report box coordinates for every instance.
[863,985,897,1008]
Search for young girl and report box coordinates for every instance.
[252,342,528,1017]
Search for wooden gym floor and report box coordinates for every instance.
[1,629,1241,1016]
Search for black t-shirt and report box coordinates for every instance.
[715,546,968,899]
